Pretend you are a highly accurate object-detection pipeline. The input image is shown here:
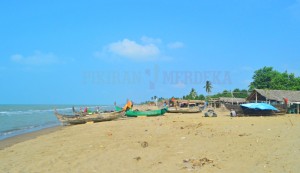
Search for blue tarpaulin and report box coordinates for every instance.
[240,103,279,111]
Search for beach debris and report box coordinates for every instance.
[134,156,141,161]
[197,122,203,127]
[140,141,149,148]
[181,137,186,140]
[289,119,294,126]
[182,158,214,170]
[183,159,189,163]
[183,123,203,130]
[107,132,113,136]
[238,133,251,137]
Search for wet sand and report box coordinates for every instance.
[0,109,300,173]
[0,126,64,150]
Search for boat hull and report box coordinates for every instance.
[54,111,122,125]
[115,106,167,117]
[167,108,201,113]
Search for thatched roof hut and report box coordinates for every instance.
[219,97,246,104]
[247,89,300,103]
[177,99,205,104]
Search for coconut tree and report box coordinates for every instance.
[204,80,213,108]
[204,81,212,95]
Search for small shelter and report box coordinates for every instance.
[247,89,300,114]
[208,97,246,108]
[219,97,247,105]
[168,99,205,108]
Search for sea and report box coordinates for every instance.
[0,104,115,140]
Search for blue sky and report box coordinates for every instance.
[1,0,300,104]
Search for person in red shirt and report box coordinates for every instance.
[84,107,88,113]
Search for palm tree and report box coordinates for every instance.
[190,88,197,99]
[204,81,212,95]
[204,81,212,107]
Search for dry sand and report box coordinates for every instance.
[1,109,300,173]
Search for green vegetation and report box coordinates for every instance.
[183,88,206,100]
[142,66,300,104]
[182,88,248,100]
[209,89,248,98]
[249,66,300,91]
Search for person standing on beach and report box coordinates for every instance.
[84,107,88,113]
[123,99,133,111]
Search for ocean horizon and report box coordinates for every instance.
[0,104,115,140]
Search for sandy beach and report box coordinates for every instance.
[1,108,300,173]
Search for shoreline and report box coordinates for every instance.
[0,125,64,150]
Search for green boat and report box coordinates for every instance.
[115,106,168,117]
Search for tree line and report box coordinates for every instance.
[182,66,300,100]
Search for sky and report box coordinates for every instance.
[1,0,300,104]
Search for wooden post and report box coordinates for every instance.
[298,104,299,114]
[255,92,257,103]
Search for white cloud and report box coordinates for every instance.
[141,36,162,44]
[97,37,184,61]
[167,41,184,49]
[107,38,160,60]
[11,51,58,65]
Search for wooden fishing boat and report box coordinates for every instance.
[115,106,167,117]
[167,108,201,113]
[72,107,98,116]
[54,110,122,125]
[223,103,244,115]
